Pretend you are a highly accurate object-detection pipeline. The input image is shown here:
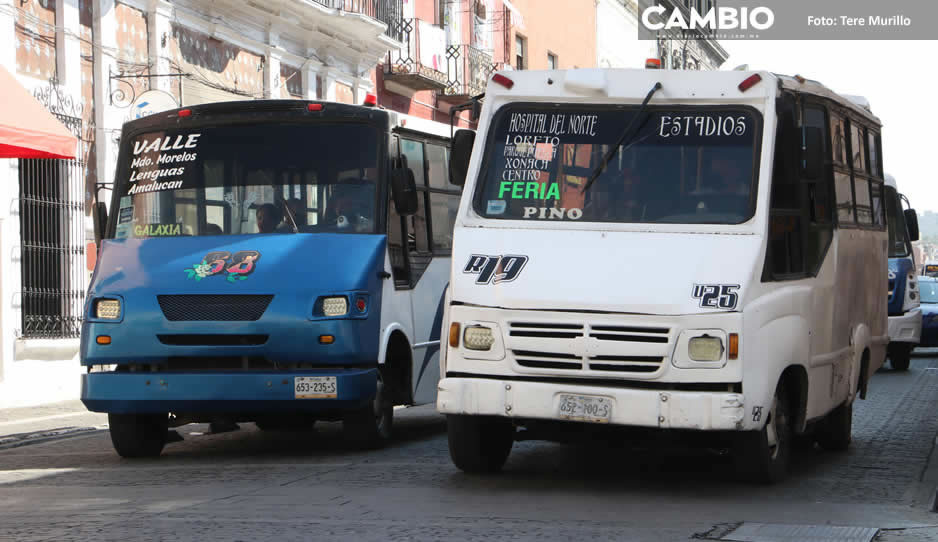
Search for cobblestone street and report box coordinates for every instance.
[1,356,938,541]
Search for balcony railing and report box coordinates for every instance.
[313,0,404,42]
[384,18,448,91]
[442,45,503,100]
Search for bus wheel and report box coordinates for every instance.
[108,413,168,458]
[447,415,514,474]
[889,344,912,371]
[734,384,791,483]
[816,399,853,451]
[343,372,393,448]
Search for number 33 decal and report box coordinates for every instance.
[692,284,740,309]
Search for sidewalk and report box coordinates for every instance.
[0,399,106,450]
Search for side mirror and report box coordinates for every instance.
[470,100,482,122]
[802,126,823,180]
[449,129,475,187]
[905,208,920,242]
[391,168,418,215]
[93,201,108,244]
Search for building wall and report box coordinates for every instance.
[596,0,654,68]
[509,0,596,70]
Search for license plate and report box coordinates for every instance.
[557,394,612,423]
[294,376,337,399]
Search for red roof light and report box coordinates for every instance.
[738,74,762,92]
[363,93,377,106]
[308,103,323,111]
[645,58,661,69]
[177,109,192,117]
[492,73,514,89]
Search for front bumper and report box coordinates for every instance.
[888,308,922,344]
[437,376,746,431]
[81,368,376,414]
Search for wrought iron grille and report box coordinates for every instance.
[445,44,501,98]
[18,113,86,339]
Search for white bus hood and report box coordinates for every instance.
[451,227,763,315]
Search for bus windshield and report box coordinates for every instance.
[885,186,910,258]
[473,105,761,224]
[111,123,380,239]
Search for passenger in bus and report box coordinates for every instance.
[255,203,283,234]
[326,183,374,231]
[708,157,749,197]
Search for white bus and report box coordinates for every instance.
[883,174,920,371]
[439,69,888,482]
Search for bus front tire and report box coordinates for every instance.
[343,373,393,449]
[889,344,912,371]
[816,399,853,451]
[734,384,791,484]
[447,415,514,474]
[108,413,168,458]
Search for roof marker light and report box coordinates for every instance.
[645,58,661,69]
[738,74,762,93]
[363,93,377,106]
[177,108,192,117]
[307,103,323,111]
[492,73,514,89]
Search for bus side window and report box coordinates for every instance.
[850,121,874,225]
[831,112,856,226]
[426,142,460,254]
[802,104,834,274]
[764,94,804,280]
[388,139,410,287]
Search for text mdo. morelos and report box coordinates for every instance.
[807,14,911,27]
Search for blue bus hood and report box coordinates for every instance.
[90,233,385,295]
[82,234,387,366]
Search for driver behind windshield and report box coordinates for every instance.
[255,203,283,234]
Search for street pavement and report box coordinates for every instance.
[1,356,938,540]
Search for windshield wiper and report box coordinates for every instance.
[581,82,662,194]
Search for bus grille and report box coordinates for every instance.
[157,295,274,321]
[507,321,671,376]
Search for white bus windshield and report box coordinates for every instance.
[111,123,380,239]
[884,186,910,258]
[473,105,761,225]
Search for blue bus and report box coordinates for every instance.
[81,100,461,456]
[884,174,920,371]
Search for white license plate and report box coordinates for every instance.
[294,376,337,399]
[557,394,612,423]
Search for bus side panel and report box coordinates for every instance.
[743,285,812,430]
[410,258,449,405]
[379,252,416,393]
[831,230,888,403]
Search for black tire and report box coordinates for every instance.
[734,384,792,483]
[447,415,515,474]
[816,399,853,451]
[889,343,912,371]
[343,372,393,449]
[108,413,168,458]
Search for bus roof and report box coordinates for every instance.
[885,173,897,189]
[482,69,880,127]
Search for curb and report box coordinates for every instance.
[0,425,107,451]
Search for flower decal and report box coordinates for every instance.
[184,251,261,283]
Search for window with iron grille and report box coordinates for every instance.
[18,113,86,339]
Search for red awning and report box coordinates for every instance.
[0,66,78,160]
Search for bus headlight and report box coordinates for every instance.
[320,296,348,317]
[463,326,495,351]
[94,298,121,319]
[688,336,723,361]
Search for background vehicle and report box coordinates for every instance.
[883,174,920,370]
[439,68,888,483]
[924,261,938,278]
[918,276,938,347]
[82,99,461,457]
